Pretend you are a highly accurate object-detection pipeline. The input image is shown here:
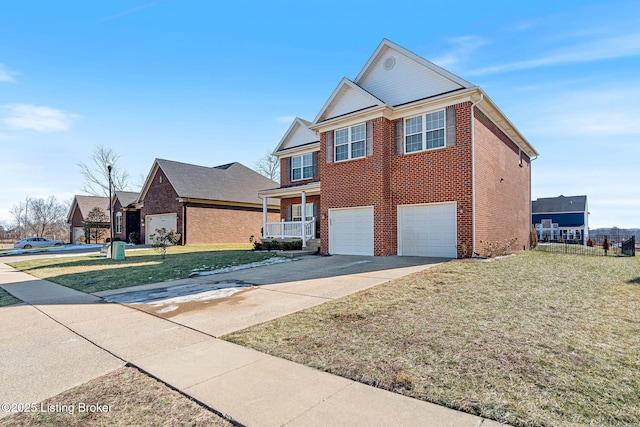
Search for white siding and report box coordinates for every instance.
[358,47,463,107]
[320,86,378,121]
[281,122,320,150]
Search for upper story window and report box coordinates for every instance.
[335,123,366,161]
[405,110,445,153]
[291,153,314,181]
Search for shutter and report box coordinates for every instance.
[313,203,319,238]
[326,131,334,163]
[394,119,404,155]
[312,151,318,178]
[285,157,292,183]
[366,120,373,157]
[446,106,457,147]
[286,205,292,221]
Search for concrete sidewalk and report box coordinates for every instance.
[1,262,506,426]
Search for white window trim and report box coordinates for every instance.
[115,212,122,233]
[334,123,366,162]
[404,109,446,154]
[291,153,314,181]
[292,203,314,221]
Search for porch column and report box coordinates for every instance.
[301,191,307,248]
[262,197,267,239]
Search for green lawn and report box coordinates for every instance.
[0,288,21,306]
[225,252,640,427]
[8,244,276,293]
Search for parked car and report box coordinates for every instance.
[14,237,64,249]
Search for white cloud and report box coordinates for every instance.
[0,64,18,83]
[432,36,487,68]
[469,32,640,75]
[0,104,81,132]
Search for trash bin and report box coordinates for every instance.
[111,241,126,260]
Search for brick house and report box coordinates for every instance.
[259,39,538,257]
[112,191,141,243]
[139,159,279,245]
[67,195,110,244]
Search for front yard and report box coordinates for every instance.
[7,244,275,293]
[225,252,640,427]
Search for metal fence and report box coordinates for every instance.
[533,236,636,257]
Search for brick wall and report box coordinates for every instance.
[473,108,531,254]
[279,195,321,220]
[185,204,278,245]
[112,198,126,241]
[319,102,474,257]
[140,167,182,244]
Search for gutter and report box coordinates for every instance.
[470,93,483,255]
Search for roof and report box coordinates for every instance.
[114,191,139,208]
[67,195,110,222]
[141,159,280,206]
[532,195,588,213]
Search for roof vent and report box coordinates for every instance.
[383,56,396,70]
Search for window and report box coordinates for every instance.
[115,212,122,233]
[292,204,314,221]
[405,110,445,153]
[335,123,366,161]
[291,154,314,181]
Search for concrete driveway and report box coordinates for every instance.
[96,255,445,337]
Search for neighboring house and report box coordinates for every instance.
[259,39,538,258]
[67,195,110,244]
[138,159,280,245]
[532,195,589,244]
[112,191,141,242]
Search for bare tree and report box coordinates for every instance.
[83,207,109,244]
[77,145,130,196]
[9,200,27,239]
[253,153,280,182]
[28,196,68,239]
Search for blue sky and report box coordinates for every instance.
[1,0,638,229]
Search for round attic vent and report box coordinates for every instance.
[383,56,396,70]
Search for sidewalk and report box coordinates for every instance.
[0,262,506,426]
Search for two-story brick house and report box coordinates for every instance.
[259,39,538,258]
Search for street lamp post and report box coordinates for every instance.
[106,160,114,247]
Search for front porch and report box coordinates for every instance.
[259,182,321,249]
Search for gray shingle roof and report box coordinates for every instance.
[75,195,110,218]
[155,159,279,206]
[532,195,587,213]
[114,191,140,207]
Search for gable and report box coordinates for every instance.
[275,118,320,153]
[355,41,471,107]
[314,78,384,124]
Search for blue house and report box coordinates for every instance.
[532,195,589,244]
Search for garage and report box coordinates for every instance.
[329,207,374,256]
[145,213,178,244]
[71,227,84,244]
[398,202,457,257]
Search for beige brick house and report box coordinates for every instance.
[259,39,538,258]
[139,159,279,245]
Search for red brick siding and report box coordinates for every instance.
[319,102,474,257]
[140,168,182,244]
[112,199,126,241]
[473,108,531,254]
[185,204,278,245]
[279,195,321,220]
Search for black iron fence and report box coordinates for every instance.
[533,235,636,257]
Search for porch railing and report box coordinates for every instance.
[264,218,316,240]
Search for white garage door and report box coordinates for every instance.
[398,203,457,257]
[145,214,178,244]
[329,207,374,256]
[72,227,84,244]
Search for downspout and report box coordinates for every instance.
[470,93,483,255]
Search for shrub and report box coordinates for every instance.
[557,237,565,244]
[543,235,549,243]
[586,237,594,247]
[129,231,141,245]
[530,225,538,248]
[479,238,518,258]
[602,237,610,255]
[281,240,303,251]
[149,228,181,259]
[76,235,86,245]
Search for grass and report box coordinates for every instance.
[225,251,640,427]
[7,244,275,293]
[0,366,232,427]
[0,288,21,306]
